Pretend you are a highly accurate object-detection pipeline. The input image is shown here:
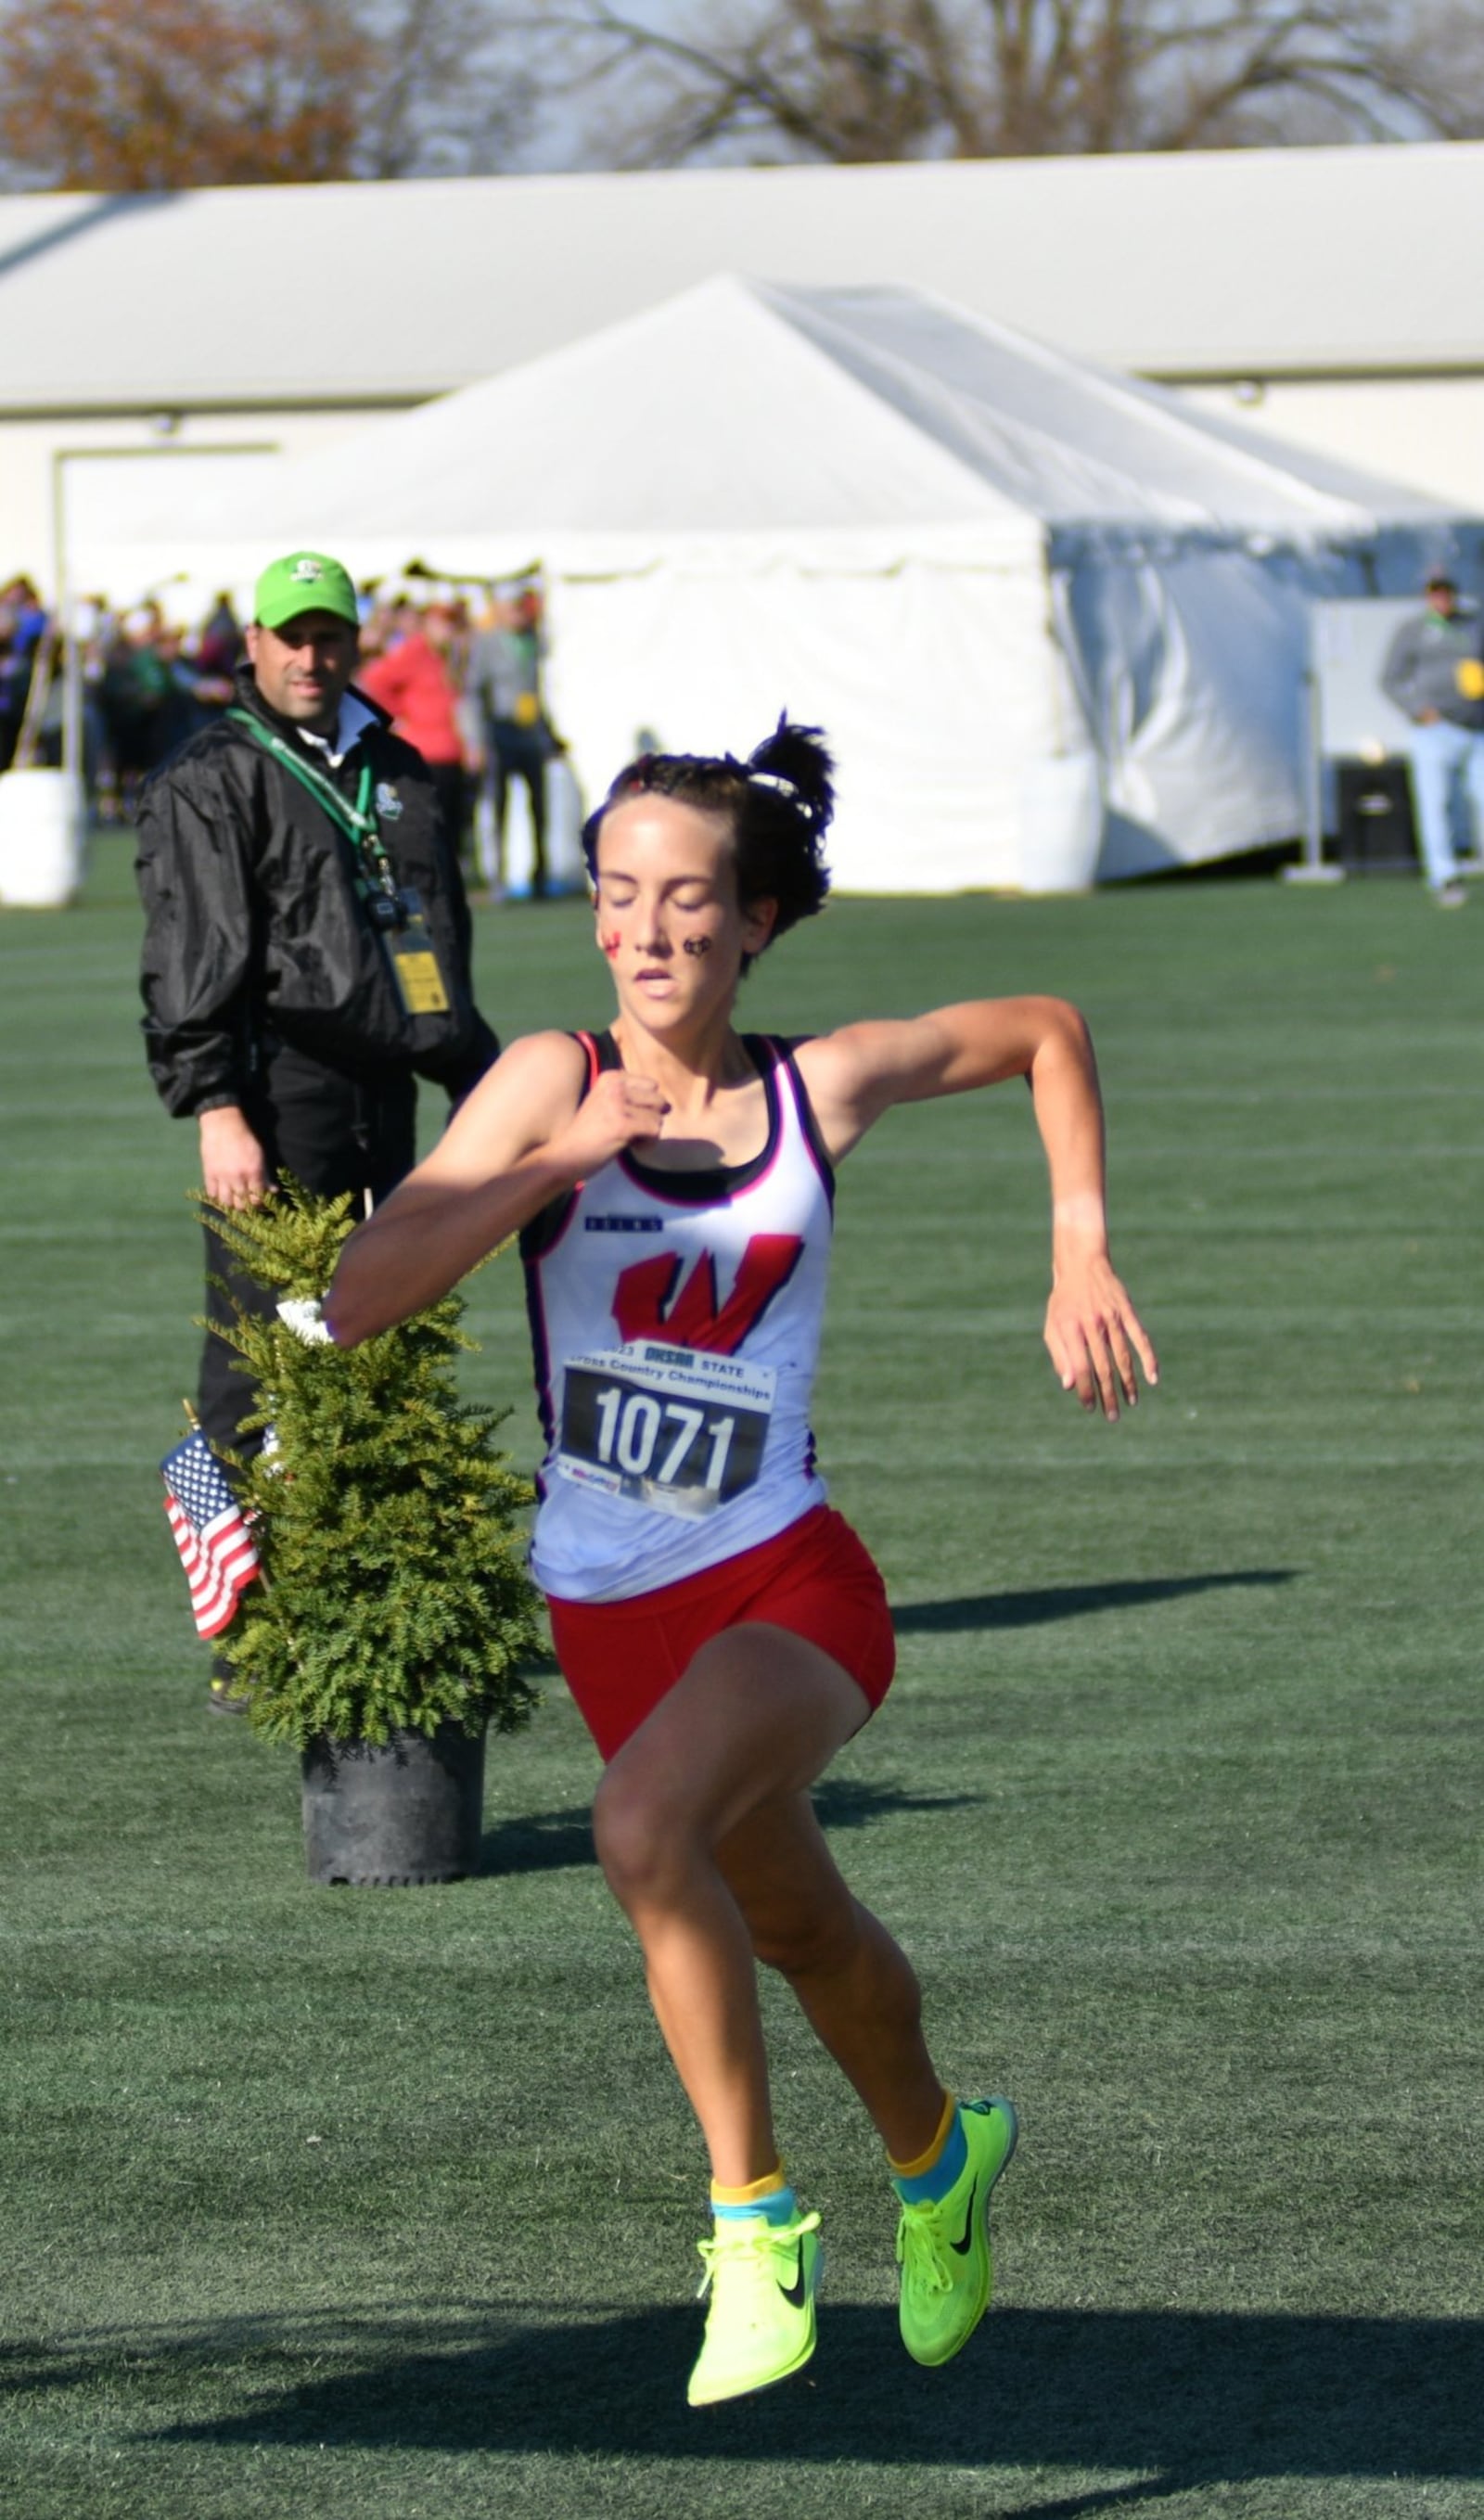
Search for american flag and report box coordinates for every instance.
[160,1429,260,1639]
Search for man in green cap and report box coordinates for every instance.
[136,552,500,1703]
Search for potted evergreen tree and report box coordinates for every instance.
[201,1181,544,1886]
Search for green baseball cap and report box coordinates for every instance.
[253,550,359,632]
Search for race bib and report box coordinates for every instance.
[554,1341,774,1518]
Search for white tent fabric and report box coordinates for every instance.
[84,276,1483,889]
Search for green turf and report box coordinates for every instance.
[2,831,1480,2518]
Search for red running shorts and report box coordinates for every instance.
[545,1505,897,1761]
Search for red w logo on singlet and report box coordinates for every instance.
[611,1234,803,1357]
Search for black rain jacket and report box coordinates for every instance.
[135,667,498,1118]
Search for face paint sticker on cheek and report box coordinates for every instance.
[600,932,621,959]
[683,935,713,958]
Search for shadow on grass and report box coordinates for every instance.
[478,1777,981,1876]
[814,1776,983,1828]
[892,1570,1298,1636]
[479,1806,595,1875]
[15,2302,1470,2496]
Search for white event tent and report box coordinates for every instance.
[85,276,1484,890]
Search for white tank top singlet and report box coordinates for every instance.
[521,1031,835,1605]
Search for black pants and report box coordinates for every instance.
[491,719,549,898]
[198,1040,417,1464]
[429,760,469,866]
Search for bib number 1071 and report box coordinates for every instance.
[555,1347,773,1516]
[591,1386,737,1491]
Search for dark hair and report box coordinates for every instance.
[582,716,834,963]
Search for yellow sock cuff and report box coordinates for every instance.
[710,2163,787,2208]
[887,2090,957,2181]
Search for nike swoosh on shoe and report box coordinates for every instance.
[949,2179,986,2256]
[777,2249,809,2307]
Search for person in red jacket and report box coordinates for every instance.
[357,603,474,863]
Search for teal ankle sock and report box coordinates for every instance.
[713,2182,798,2226]
[891,2109,966,2206]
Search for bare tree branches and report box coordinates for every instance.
[0,0,532,187]
[356,0,536,175]
[1377,0,1484,140]
[520,0,1470,167]
[1,0,1478,187]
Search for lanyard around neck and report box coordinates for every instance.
[228,708,397,898]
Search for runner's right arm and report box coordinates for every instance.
[325,1032,666,1344]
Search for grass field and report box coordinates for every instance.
[3,835,1480,2519]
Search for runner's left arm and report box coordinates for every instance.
[797,1000,1158,1420]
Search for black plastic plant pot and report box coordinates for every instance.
[301,1724,486,1887]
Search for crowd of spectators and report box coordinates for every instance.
[0,574,58,774]
[357,580,561,897]
[0,570,564,894]
[0,575,243,810]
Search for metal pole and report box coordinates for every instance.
[1303,665,1324,870]
[1283,614,1345,885]
[50,450,86,835]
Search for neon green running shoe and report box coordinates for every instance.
[687,2209,824,2407]
[895,2097,1017,2368]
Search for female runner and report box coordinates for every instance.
[326,721,1157,2407]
